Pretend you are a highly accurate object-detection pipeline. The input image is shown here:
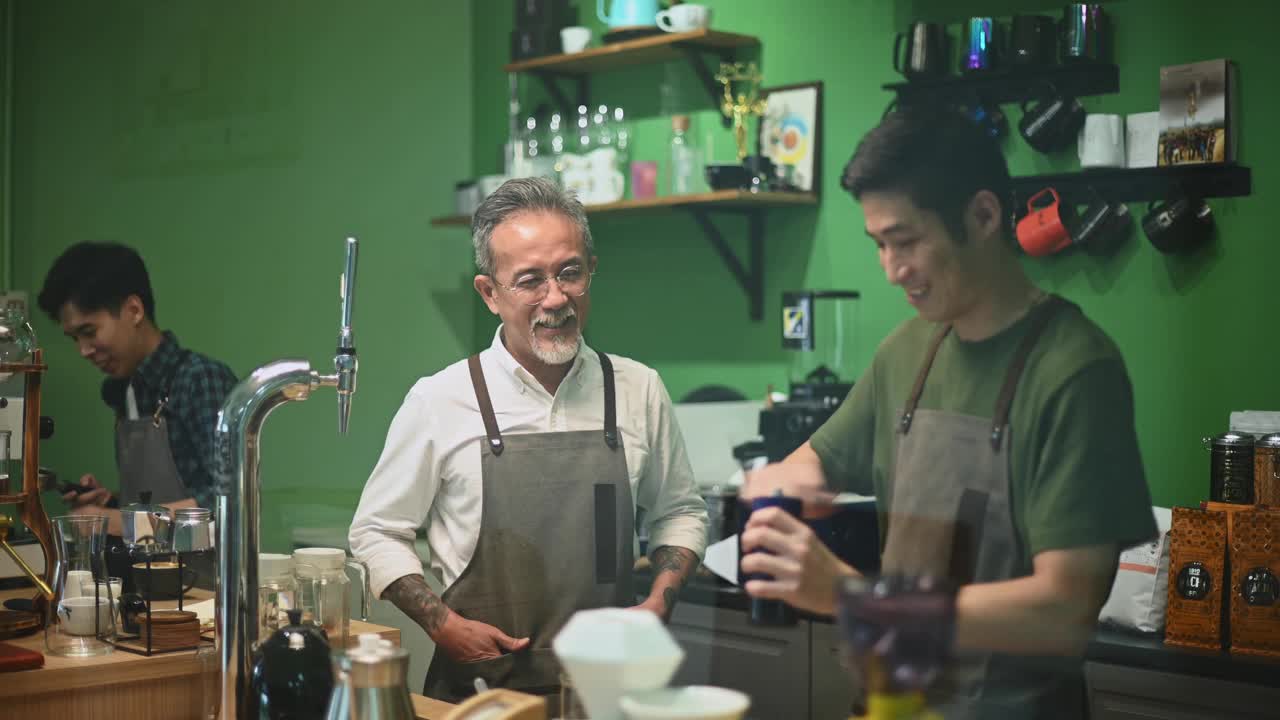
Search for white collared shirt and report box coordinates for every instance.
[349,327,708,597]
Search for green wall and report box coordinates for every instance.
[12,1,476,551]
[469,0,1280,509]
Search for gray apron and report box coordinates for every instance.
[881,296,1072,719]
[422,351,635,704]
[114,351,192,506]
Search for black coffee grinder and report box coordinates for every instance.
[758,290,860,462]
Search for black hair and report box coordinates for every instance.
[37,242,157,323]
[841,106,1011,242]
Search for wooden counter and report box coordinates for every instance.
[0,586,453,719]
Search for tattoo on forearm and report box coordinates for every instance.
[383,574,449,635]
[651,545,697,585]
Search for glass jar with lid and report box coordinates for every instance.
[292,547,369,648]
[259,552,297,641]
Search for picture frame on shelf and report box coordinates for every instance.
[757,81,823,194]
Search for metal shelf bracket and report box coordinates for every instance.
[688,206,765,321]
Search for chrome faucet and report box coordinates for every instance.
[215,237,359,719]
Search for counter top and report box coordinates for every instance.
[641,568,1280,689]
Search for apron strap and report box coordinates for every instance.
[598,351,619,449]
[898,325,951,435]
[989,294,1067,451]
[468,355,505,456]
[152,349,194,428]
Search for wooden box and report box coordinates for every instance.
[1165,506,1227,652]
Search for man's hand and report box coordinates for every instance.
[69,504,124,536]
[382,574,530,662]
[63,474,112,508]
[740,505,856,616]
[433,612,530,663]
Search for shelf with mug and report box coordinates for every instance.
[503,29,758,74]
[505,29,759,128]
[1009,163,1252,208]
[882,62,1119,107]
[429,189,816,226]
[431,189,817,321]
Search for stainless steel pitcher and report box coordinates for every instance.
[325,634,415,720]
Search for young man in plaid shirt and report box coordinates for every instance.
[38,242,238,535]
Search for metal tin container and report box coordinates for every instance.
[1205,431,1255,504]
[1255,434,1280,506]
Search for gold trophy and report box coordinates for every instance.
[715,61,767,162]
[706,62,774,191]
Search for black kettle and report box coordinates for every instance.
[1018,85,1085,153]
[249,609,334,719]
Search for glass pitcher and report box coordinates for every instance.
[46,515,116,656]
[293,547,368,648]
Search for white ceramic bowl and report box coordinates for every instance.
[620,686,751,720]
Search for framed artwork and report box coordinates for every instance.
[757,81,823,194]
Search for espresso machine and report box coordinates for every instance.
[757,290,860,462]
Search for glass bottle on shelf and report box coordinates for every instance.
[667,114,704,196]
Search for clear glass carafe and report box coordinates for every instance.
[46,515,116,656]
[0,305,37,385]
[293,548,368,648]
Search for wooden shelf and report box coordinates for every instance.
[504,29,759,75]
[430,190,817,227]
[1011,163,1252,207]
[884,62,1119,106]
[432,190,817,322]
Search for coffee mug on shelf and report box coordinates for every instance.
[1078,113,1125,168]
[1016,188,1075,256]
[560,26,591,53]
[1010,14,1056,66]
[1142,189,1214,254]
[655,3,710,32]
[963,16,1002,71]
[1019,86,1085,153]
[1125,111,1159,168]
[893,21,948,78]
[1070,193,1131,254]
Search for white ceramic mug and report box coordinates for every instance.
[656,3,711,32]
[1125,111,1159,168]
[560,26,591,53]
[57,596,114,636]
[1078,113,1125,168]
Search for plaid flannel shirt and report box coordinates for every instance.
[102,331,238,509]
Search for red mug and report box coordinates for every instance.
[1016,188,1072,256]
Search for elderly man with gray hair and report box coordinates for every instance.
[349,177,708,705]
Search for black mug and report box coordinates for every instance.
[894,22,947,78]
[1010,14,1056,66]
[1142,190,1214,254]
[1018,87,1085,153]
[1071,194,1131,254]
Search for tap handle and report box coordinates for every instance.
[339,236,359,350]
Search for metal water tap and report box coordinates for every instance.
[215,237,359,719]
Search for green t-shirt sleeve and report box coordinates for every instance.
[809,360,877,496]
[1020,358,1158,556]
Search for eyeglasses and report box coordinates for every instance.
[494,266,595,306]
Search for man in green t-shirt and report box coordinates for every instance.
[740,108,1157,718]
